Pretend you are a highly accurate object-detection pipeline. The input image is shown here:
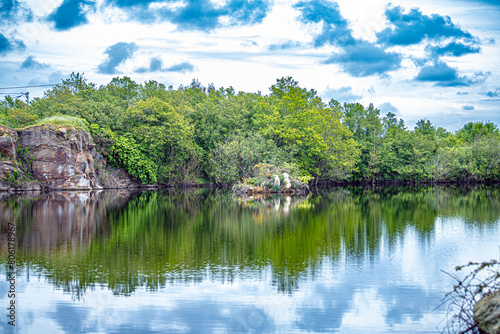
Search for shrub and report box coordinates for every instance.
[109,136,157,184]
[30,115,89,130]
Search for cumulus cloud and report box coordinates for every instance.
[293,2,484,81]
[0,0,32,23]
[294,0,355,48]
[167,0,222,31]
[294,0,401,77]
[426,41,480,58]
[415,60,489,87]
[166,62,195,73]
[104,0,271,31]
[377,6,473,46]
[135,57,195,73]
[0,33,26,56]
[323,86,361,103]
[481,88,500,98]
[323,41,401,77]
[20,56,50,70]
[225,0,269,25]
[376,4,483,86]
[378,102,400,116]
[47,0,97,31]
[97,42,138,75]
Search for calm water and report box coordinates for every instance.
[1,186,499,333]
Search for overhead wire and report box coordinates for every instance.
[0,84,58,90]
[0,84,57,103]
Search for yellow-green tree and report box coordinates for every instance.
[254,77,360,181]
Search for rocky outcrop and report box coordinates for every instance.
[0,124,17,158]
[0,125,19,183]
[0,123,156,191]
[17,125,100,190]
[474,290,500,334]
[95,161,144,189]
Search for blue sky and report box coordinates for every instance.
[0,0,499,130]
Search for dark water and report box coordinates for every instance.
[1,186,499,333]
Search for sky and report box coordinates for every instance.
[0,0,499,131]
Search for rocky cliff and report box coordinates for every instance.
[0,124,143,191]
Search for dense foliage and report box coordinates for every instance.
[1,73,499,184]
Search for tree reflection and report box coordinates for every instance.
[0,185,499,297]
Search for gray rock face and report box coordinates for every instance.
[0,124,17,159]
[474,290,500,334]
[0,124,102,190]
[17,126,99,190]
[0,124,150,191]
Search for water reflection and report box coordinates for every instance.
[0,186,499,333]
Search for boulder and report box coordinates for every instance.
[474,290,500,334]
[283,172,291,189]
[273,174,280,187]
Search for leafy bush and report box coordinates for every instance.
[88,124,116,158]
[109,136,157,184]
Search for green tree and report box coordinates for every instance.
[209,132,299,184]
[0,97,39,128]
[342,103,383,181]
[456,121,500,143]
[124,97,201,184]
[255,77,359,181]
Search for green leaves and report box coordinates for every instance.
[109,136,157,184]
[209,132,300,184]
[2,73,500,184]
[124,97,200,184]
[255,77,360,179]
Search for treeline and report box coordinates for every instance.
[1,73,499,185]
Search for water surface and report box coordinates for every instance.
[1,186,499,333]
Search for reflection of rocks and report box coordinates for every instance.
[0,190,138,253]
[283,196,291,213]
[236,193,310,223]
[273,197,280,211]
[24,191,101,252]
[474,290,500,334]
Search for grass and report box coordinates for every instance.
[18,115,88,131]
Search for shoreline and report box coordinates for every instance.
[1,178,500,193]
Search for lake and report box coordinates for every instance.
[1,186,499,333]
